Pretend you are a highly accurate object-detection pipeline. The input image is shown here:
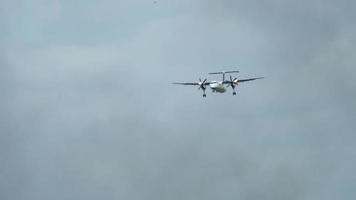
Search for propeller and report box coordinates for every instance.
[198,78,208,97]
[227,75,238,88]
[197,78,207,90]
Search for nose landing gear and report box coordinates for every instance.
[233,91,236,95]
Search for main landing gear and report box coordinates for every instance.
[202,87,207,97]
[232,86,237,95]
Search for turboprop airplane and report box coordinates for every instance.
[173,70,263,97]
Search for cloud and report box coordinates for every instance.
[1,0,356,200]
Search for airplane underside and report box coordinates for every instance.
[211,88,226,93]
[210,83,237,96]
[210,83,227,93]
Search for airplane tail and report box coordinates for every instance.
[208,70,239,81]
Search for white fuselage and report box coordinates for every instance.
[209,81,226,93]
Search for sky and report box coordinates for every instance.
[1,0,356,199]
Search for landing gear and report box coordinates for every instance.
[202,87,207,97]
[232,86,236,95]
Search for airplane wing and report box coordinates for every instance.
[223,77,264,84]
[172,82,210,85]
[172,78,211,86]
[237,77,264,83]
[172,82,199,85]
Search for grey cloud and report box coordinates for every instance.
[1,0,356,200]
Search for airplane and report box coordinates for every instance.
[173,70,263,97]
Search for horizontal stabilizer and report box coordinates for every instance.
[208,70,239,75]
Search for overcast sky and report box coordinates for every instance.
[1,0,356,200]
